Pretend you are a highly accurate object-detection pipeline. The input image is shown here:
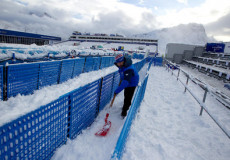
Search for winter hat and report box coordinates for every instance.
[115,54,124,63]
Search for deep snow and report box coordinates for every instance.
[51,67,230,160]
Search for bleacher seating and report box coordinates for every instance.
[183,49,230,82]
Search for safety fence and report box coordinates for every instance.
[111,73,149,160]
[165,60,230,139]
[0,56,115,100]
[0,66,3,100]
[0,58,149,160]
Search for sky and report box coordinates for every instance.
[0,0,230,41]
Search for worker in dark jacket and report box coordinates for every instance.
[114,54,139,118]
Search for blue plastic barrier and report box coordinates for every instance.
[99,73,114,112]
[0,57,150,160]
[7,63,40,98]
[72,58,85,77]
[68,79,101,139]
[84,57,94,72]
[153,57,163,66]
[0,66,3,100]
[111,75,149,160]
[100,57,114,69]
[38,61,61,88]
[59,59,75,83]
[0,95,69,160]
[93,57,101,71]
[112,71,120,94]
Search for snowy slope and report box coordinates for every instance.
[132,23,216,55]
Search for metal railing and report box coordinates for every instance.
[165,59,230,139]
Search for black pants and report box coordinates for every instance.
[122,86,136,116]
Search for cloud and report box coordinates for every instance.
[0,0,229,41]
[0,0,159,38]
[205,12,230,41]
[176,0,188,5]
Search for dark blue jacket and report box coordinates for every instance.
[114,57,139,94]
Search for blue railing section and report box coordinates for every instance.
[0,57,149,160]
[0,95,69,160]
[1,56,115,100]
[68,79,101,139]
[38,61,62,88]
[132,53,145,59]
[111,74,149,160]
[0,66,3,100]
[7,63,40,98]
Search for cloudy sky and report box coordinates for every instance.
[0,0,230,41]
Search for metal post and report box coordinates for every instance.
[184,75,189,93]
[177,69,180,81]
[200,88,208,116]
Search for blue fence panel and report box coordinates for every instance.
[99,73,114,112]
[59,59,75,83]
[7,63,40,98]
[100,57,114,69]
[72,58,85,78]
[68,79,101,139]
[153,57,163,66]
[112,71,120,95]
[111,75,149,160]
[38,61,61,88]
[0,66,3,100]
[100,57,107,69]
[93,57,101,71]
[0,95,69,160]
[84,57,94,72]
[109,57,114,67]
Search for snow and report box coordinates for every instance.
[1,42,230,160]
[50,66,230,160]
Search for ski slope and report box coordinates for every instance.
[51,67,230,160]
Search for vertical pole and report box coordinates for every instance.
[200,88,208,116]
[177,69,180,81]
[184,75,189,93]
[3,65,8,101]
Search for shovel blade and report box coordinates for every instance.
[95,121,111,136]
[95,113,111,136]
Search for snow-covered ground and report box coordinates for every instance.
[51,66,230,160]
[122,67,230,160]
[1,42,230,160]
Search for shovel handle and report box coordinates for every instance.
[110,94,117,107]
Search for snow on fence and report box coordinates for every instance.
[0,56,115,100]
[111,73,149,160]
[0,58,148,160]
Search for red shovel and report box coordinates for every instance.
[95,94,116,136]
[95,113,111,136]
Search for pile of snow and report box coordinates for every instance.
[133,23,216,55]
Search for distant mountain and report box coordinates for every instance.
[28,12,54,19]
[132,23,216,55]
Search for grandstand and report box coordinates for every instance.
[0,29,61,45]
[69,31,158,51]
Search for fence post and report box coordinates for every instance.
[177,69,180,81]
[96,77,103,116]
[3,65,8,101]
[184,75,189,93]
[200,88,208,116]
